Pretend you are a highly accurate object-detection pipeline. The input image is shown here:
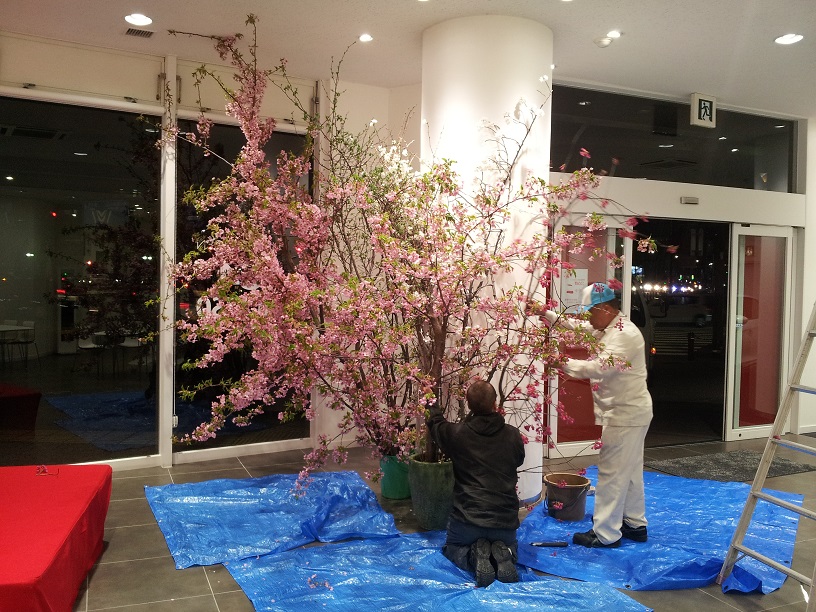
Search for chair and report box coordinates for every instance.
[7,320,40,367]
[74,336,105,376]
[118,336,148,374]
[0,319,17,364]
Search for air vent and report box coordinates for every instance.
[125,28,154,38]
[639,158,697,170]
[0,125,67,140]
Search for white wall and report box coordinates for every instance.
[798,118,816,432]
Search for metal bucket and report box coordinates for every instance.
[543,472,590,521]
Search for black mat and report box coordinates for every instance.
[644,449,816,482]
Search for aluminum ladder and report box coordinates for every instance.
[716,302,816,611]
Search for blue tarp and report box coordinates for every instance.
[226,531,651,612]
[518,466,803,593]
[145,471,399,568]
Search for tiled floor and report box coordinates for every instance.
[71,435,816,612]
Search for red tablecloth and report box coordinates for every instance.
[0,464,112,612]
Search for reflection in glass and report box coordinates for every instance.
[733,235,785,428]
[0,96,160,465]
[551,86,794,193]
[173,120,310,450]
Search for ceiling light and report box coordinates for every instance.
[73,152,88,156]
[594,37,613,48]
[731,148,739,152]
[607,30,622,38]
[658,144,674,148]
[5,176,12,181]
[578,101,591,106]
[774,33,803,45]
[718,136,727,140]
[125,13,152,27]
[359,33,373,42]
[774,124,785,128]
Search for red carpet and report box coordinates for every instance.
[0,464,112,612]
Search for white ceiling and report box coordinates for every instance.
[0,0,814,119]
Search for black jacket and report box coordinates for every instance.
[427,407,525,529]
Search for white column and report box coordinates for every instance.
[158,56,178,468]
[422,16,553,503]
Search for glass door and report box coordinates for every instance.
[547,223,630,457]
[725,225,792,441]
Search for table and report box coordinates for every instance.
[0,324,33,366]
[0,383,42,434]
[0,464,113,612]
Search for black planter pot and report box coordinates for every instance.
[407,454,454,530]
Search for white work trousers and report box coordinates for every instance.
[593,424,650,544]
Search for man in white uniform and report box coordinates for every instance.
[530,282,653,548]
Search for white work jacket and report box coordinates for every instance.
[545,310,653,427]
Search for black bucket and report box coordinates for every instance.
[543,472,590,521]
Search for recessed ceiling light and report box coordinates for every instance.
[607,30,622,39]
[718,136,727,140]
[731,148,739,152]
[578,100,591,106]
[125,13,152,27]
[359,33,373,42]
[775,33,803,45]
[658,144,674,148]
[73,152,88,156]
[774,124,786,128]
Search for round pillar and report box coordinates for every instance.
[422,16,554,504]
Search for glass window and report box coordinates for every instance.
[0,96,160,465]
[173,120,310,450]
[551,86,795,193]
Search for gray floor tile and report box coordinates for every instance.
[204,564,242,594]
[171,467,252,485]
[238,448,309,467]
[85,595,220,611]
[101,523,173,563]
[213,589,256,612]
[105,497,156,528]
[111,474,173,500]
[168,457,245,475]
[83,558,210,610]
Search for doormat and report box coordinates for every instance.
[644,449,816,482]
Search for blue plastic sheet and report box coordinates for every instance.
[226,531,651,611]
[518,466,802,593]
[145,471,399,568]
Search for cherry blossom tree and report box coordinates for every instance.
[170,15,652,482]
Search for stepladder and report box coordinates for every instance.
[716,302,816,611]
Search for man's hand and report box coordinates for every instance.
[525,299,544,317]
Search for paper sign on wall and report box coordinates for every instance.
[562,269,589,312]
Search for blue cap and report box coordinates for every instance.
[580,283,616,312]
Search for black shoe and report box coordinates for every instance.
[572,529,621,548]
[469,538,495,587]
[490,540,519,583]
[621,521,648,542]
